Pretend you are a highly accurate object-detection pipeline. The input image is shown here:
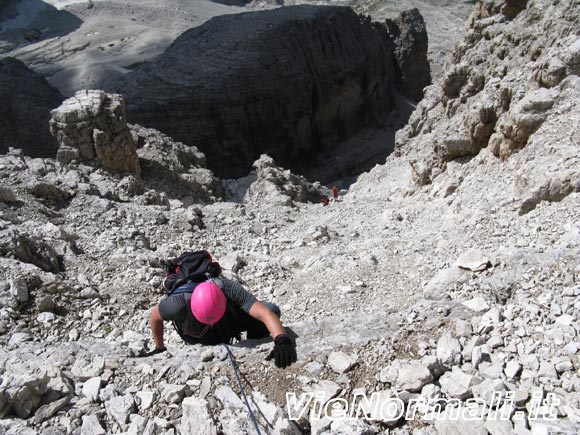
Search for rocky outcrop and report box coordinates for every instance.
[114,6,428,178]
[131,124,224,203]
[49,90,140,175]
[0,58,64,158]
[384,8,431,101]
[394,0,580,206]
[243,154,330,207]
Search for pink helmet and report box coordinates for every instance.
[190,281,226,325]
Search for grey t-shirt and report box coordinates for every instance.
[158,278,257,341]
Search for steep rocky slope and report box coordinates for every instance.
[0,57,64,158]
[113,5,429,179]
[1,0,580,434]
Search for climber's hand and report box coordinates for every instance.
[266,334,297,368]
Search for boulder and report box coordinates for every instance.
[244,155,329,207]
[49,90,140,174]
[0,370,50,418]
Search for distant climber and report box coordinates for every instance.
[145,251,297,368]
[332,186,338,199]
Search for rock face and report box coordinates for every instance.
[49,90,140,175]
[395,0,580,214]
[0,58,64,158]
[384,8,431,101]
[115,5,427,178]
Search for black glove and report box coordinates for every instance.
[138,347,167,357]
[266,334,297,368]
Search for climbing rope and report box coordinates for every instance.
[223,343,262,435]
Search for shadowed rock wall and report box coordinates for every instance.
[0,58,64,158]
[116,6,414,178]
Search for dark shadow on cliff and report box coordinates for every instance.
[0,0,82,47]
[300,92,417,189]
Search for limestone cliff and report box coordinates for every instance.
[114,5,429,178]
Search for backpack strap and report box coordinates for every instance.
[168,282,199,296]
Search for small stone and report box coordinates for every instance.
[478,307,503,333]
[564,342,578,355]
[327,351,357,374]
[71,358,105,381]
[127,415,149,435]
[136,391,156,410]
[304,361,324,376]
[538,362,558,379]
[479,362,504,379]
[514,390,529,407]
[457,249,491,272]
[521,354,540,371]
[201,349,214,362]
[504,361,522,381]
[37,296,56,312]
[33,396,70,424]
[0,186,17,202]
[219,253,242,272]
[82,377,102,402]
[436,332,462,368]
[215,385,244,409]
[472,378,505,404]
[440,367,474,400]
[395,362,434,392]
[304,380,341,404]
[379,366,399,384]
[463,335,486,362]
[484,418,514,435]
[178,397,217,435]
[105,394,134,425]
[456,318,473,337]
[472,345,492,369]
[69,328,80,341]
[10,277,29,303]
[462,297,491,312]
[37,312,56,323]
[160,384,185,404]
[554,359,573,373]
[555,314,574,326]
[487,334,504,349]
[80,415,105,435]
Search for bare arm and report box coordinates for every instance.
[150,305,165,349]
[248,301,285,338]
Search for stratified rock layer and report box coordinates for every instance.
[49,90,140,175]
[0,58,64,158]
[116,5,404,178]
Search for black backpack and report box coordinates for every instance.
[162,250,222,295]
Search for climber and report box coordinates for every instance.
[146,279,297,368]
